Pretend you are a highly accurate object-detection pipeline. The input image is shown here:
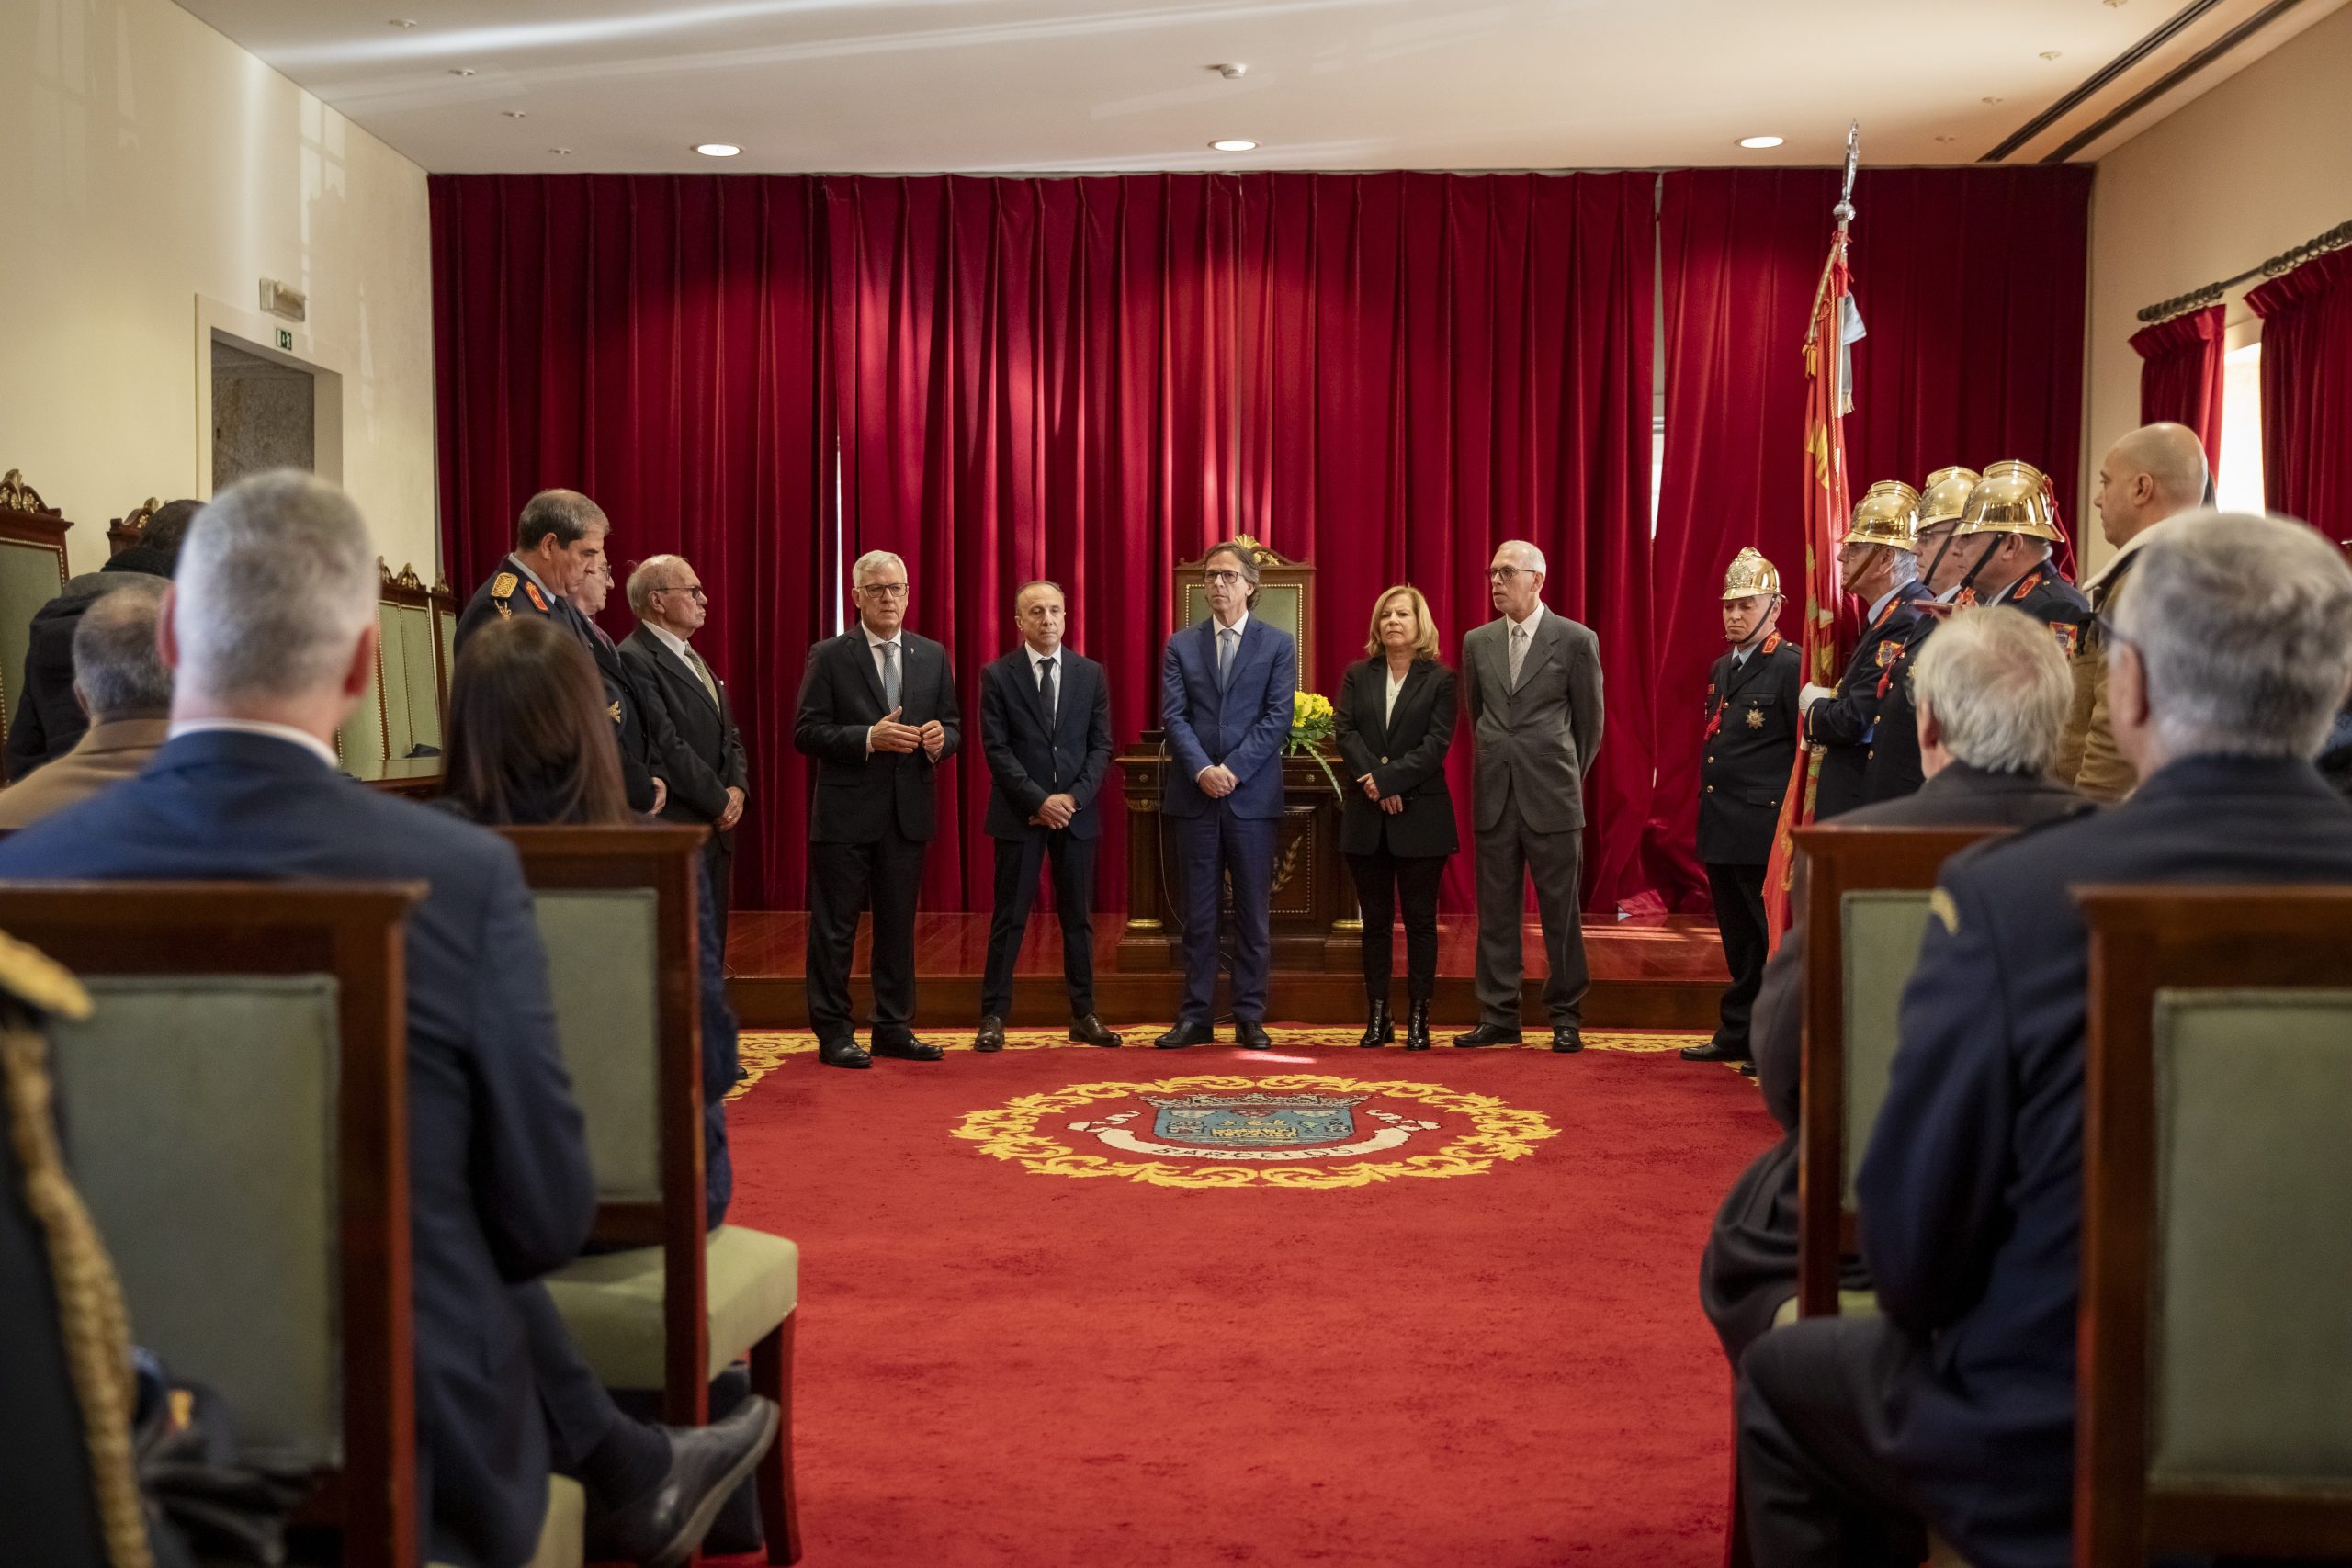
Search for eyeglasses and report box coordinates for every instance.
[1487,566,1532,583]
[1203,570,1246,587]
[859,581,910,599]
[658,583,708,601]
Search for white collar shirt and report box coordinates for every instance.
[168,718,341,772]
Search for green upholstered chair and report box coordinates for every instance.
[1790,826,2014,1319]
[2075,886,2352,1566]
[499,826,803,1565]
[0,470,74,778]
[0,882,435,1568]
[340,559,454,784]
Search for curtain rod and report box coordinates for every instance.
[2138,218,2351,323]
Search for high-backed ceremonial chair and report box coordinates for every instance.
[0,884,444,1567]
[2074,886,2352,1567]
[1791,826,2013,1319]
[500,825,803,1565]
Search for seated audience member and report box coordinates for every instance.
[0,473,773,1568]
[1736,513,2352,1568]
[5,500,197,782]
[0,579,174,829]
[439,614,740,1227]
[1701,605,2085,1366]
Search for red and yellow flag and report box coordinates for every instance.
[1763,232,1862,945]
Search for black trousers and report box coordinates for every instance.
[805,829,926,1044]
[705,828,734,960]
[980,829,1098,1021]
[516,1282,669,1507]
[1347,847,1447,1003]
[1706,861,1770,1055]
[1736,1314,1928,1568]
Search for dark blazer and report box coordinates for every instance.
[555,603,689,818]
[1460,608,1604,835]
[1858,755,2352,1567]
[5,559,170,782]
[978,645,1113,841]
[1331,656,1459,859]
[1806,580,1936,819]
[0,732,597,1568]
[792,627,960,843]
[620,625,749,826]
[1697,635,1802,865]
[453,553,561,657]
[1159,615,1297,820]
[1699,762,2087,1364]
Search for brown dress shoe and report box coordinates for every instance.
[1069,1013,1124,1047]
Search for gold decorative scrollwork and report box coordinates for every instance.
[1,469,49,513]
[1266,827,1310,896]
[1229,533,1294,569]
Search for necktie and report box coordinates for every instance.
[1509,623,1528,689]
[1218,626,1238,690]
[685,645,719,706]
[1039,655,1057,724]
[881,640,900,712]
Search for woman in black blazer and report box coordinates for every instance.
[1333,585,1460,1049]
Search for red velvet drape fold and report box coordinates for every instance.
[2247,248,2352,540]
[429,174,832,907]
[1643,166,2092,907]
[2129,304,2227,472]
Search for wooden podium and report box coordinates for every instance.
[1112,538,1361,973]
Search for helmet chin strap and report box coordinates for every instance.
[1921,529,1958,585]
[1733,596,1783,653]
[1953,536,2004,599]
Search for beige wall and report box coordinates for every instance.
[0,0,436,578]
[2084,2,2352,569]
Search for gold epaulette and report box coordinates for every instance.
[0,931,91,1021]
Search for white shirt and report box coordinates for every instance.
[645,621,695,664]
[862,619,904,687]
[1024,641,1062,716]
[1505,602,1546,637]
[1384,662,1409,724]
[168,718,341,772]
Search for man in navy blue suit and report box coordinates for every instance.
[975,580,1120,1051]
[0,472,774,1568]
[1155,541,1297,1050]
[1735,513,2352,1568]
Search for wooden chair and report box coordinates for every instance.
[0,883,424,1567]
[499,826,803,1565]
[1791,826,2012,1318]
[2075,886,2352,1567]
[0,469,74,779]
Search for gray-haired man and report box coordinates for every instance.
[1456,539,1604,1054]
[0,578,174,829]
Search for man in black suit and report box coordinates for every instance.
[1700,605,2086,1366]
[622,554,750,953]
[792,548,960,1069]
[0,473,774,1568]
[975,581,1119,1052]
[1801,481,1938,819]
[567,552,690,818]
[1736,513,2352,1568]
[1683,547,1801,1067]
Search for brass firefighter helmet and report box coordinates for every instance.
[1917,466,1983,531]
[1721,547,1781,601]
[1841,479,1921,552]
[1956,459,2065,542]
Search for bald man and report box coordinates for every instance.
[2059,423,2209,801]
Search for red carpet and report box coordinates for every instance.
[715,1031,1774,1566]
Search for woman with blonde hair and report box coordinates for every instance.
[1332,584,1459,1049]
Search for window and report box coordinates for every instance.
[2214,340,2264,514]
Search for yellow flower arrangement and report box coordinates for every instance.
[1287,691,1344,801]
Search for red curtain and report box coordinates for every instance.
[1644,166,2093,908]
[428,174,832,908]
[822,171,1654,914]
[2247,247,2352,540]
[2130,304,2226,471]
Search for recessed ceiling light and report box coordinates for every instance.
[1935,135,1958,143]
[2040,50,2063,60]
[503,110,527,118]
[390,17,418,28]
[1983,95,2004,104]
[1212,62,1248,79]
[695,142,741,157]
[448,67,476,77]
[1736,135,1784,150]
[1210,139,1257,152]
[549,147,571,155]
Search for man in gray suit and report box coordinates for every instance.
[1456,539,1605,1054]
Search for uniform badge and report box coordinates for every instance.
[492,571,518,600]
[1874,640,1902,669]
[607,700,623,724]
[2052,622,2080,658]
[1760,632,1782,655]
[1745,707,1765,729]
[495,602,512,620]
[525,582,550,613]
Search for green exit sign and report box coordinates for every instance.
[276,328,293,351]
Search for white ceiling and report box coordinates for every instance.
[172,0,2349,175]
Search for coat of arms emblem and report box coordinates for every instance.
[1143,1091,1364,1149]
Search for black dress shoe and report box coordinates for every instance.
[1679,1039,1750,1064]
[1453,1022,1521,1048]
[1069,1013,1124,1048]
[1551,1026,1584,1054]
[1234,1021,1272,1051]
[1156,1021,1214,1049]
[974,1016,1007,1053]
[584,1395,780,1568]
[817,1038,871,1069]
[1403,999,1432,1051]
[871,1035,944,1062]
[1356,999,1393,1048]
